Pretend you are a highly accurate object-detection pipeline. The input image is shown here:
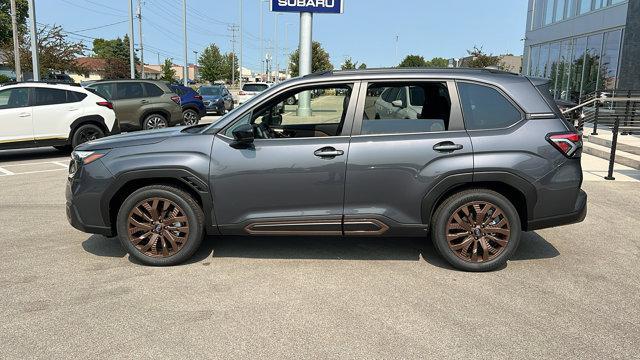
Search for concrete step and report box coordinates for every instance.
[582,141,640,170]
[584,133,640,155]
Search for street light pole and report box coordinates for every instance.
[297,12,312,117]
[128,0,135,79]
[285,22,292,80]
[26,0,39,81]
[259,0,264,77]
[9,0,22,81]
[193,50,198,81]
[182,0,188,86]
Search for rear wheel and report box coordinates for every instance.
[116,185,204,266]
[182,109,200,125]
[142,114,168,130]
[431,189,521,272]
[286,97,296,106]
[71,124,104,148]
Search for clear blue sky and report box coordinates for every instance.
[36,0,528,71]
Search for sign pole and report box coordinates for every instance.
[297,11,313,117]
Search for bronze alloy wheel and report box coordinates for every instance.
[127,197,190,258]
[445,201,511,263]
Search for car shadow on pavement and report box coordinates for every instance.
[0,147,70,163]
[81,231,559,269]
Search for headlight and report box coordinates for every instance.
[71,150,108,165]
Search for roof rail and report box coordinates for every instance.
[333,67,520,76]
[0,80,81,87]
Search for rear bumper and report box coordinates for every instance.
[527,189,587,231]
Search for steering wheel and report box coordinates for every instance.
[255,123,274,139]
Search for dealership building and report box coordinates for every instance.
[523,0,639,102]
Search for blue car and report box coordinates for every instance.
[198,85,234,115]
[169,84,206,125]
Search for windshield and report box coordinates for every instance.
[199,87,223,96]
[242,84,269,92]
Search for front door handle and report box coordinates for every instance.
[433,141,464,152]
[18,112,31,117]
[140,100,149,104]
[314,146,344,158]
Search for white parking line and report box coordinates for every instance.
[52,161,69,168]
[0,160,69,168]
[0,167,15,176]
[9,168,67,175]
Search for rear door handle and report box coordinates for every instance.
[433,141,464,152]
[314,146,344,158]
[18,112,30,117]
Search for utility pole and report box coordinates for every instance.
[395,34,399,65]
[128,0,135,79]
[259,0,265,77]
[26,0,39,81]
[297,12,312,116]
[137,0,144,78]
[239,0,243,90]
[228,25,239,85]
[182,0,188,86]
[10,0,22,81]
[274,13,280,83]
[193,50,198,81]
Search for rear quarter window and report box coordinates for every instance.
[242,84,268,92]
[144,83,165,97]
[458,82,522,130]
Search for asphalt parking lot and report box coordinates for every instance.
[1,143,639,359]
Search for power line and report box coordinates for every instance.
[59,0,125,17]
[69,20,128,33]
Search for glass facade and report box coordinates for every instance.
[526,28,623,101]
[531,0,627,30]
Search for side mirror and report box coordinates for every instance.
[392,99,404,108]
[232,124,254,144]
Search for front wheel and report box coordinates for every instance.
[116,185,204,266]
[142,114,168,130]
[431,189,521,272]
[286,97,297,106]
[72,124,105,148]
[182,109,200,125]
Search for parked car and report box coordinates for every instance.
[374,86,425,120]
[0,82,117,150]
[66,68,586,271]
[86,80,183,131]
[237,82,270,104]
[169,84,206,125]
[198,85,233,115]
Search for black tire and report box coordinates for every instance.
[286,97,296,106]
[431,189,521,272]
[182,109,200,125]
[71,124,105,148]
[142,113,168,130]
[116,185,204,266]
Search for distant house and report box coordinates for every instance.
[70,57,106,83]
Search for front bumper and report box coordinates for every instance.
[204,101,225,113]
[527,189,587,231]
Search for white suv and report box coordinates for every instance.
[0,82,117,150]
[237,82,270,104]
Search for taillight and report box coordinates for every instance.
[171,95,181,105]
[547,132,582,157]
[96,101,113,109]
[194,95,203,100]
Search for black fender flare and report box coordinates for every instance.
[101,168,218,236]
[69,115,109,138]
[140,109,172,125]
[421,171,538,225]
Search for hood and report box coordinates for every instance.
[76,127,187,151]
[201,94,222,101]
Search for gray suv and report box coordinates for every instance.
[86,80,183,131]
[66,69,586,271]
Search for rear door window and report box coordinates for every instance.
[67,91,87,103]
[116,82,144,99]
[457,82,522,130]
[33,88,67,106]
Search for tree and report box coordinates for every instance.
[198,44,225,83]
[341,57,357,70]
[465,46,502,68]
[398,55,427,68]
[221,52,238,83]
[0,0,28,45]
[288,41,333,77]
[160,58,175,81]
[358,63,367,70]
[426,57,449,68]
[1,24,85,75]
[92,35,137,79]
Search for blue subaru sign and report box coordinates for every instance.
[271,0,343,14]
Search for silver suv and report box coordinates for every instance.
[66,68,586,271]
